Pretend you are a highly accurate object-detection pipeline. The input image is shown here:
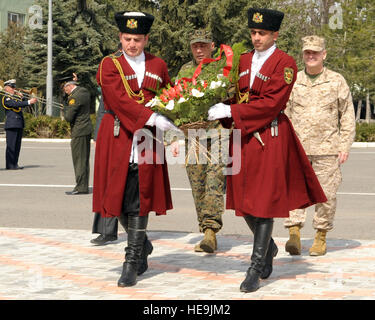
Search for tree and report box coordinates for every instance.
[321,0,375,119]
[14,0,373,119]
[153,0,315,76]
[0,23,28,87]
[24,0,119,111]
[153,0,254,76]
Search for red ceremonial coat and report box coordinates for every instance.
[93,51,173,218]
[222,48,327,218]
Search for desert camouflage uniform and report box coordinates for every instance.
[284,67,355,231]
[178,59,226,233]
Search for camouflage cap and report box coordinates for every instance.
[302,35,325,52]
[190,29,213,44]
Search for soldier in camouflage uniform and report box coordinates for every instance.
[284,35,355,256]
[176,29,226,253]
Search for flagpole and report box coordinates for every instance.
[46,0,53,116]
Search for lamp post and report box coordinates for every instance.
[46,0,53,116]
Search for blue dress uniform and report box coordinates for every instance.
[2,90,30,170]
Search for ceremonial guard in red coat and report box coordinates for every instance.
[94,11,178,287]
[208,8,327,292]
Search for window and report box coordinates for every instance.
[8,12,25,26]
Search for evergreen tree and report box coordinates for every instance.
[149,0,313,76]
[24,0,119,111]
[321,0,375,103]
[153,0,254,76]
[0,23,28,87]
[15,0,374,115]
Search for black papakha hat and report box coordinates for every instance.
[115,11,154,34]
[247,8,284,31]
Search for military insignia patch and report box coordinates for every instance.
[284,68,294,84]
[69,99,75,106]
[253,13,263,23]
[127,19,137,29]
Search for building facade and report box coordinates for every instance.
[0,0,34,33]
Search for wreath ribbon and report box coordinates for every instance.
[191,44,233,84]
[163,44,233,102]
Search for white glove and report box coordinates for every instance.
[208,103,232,120]
[147,114,179,132]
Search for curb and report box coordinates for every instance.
[352,142,375,148]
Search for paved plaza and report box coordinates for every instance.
[0,139,374,302]
[0,227,374,300]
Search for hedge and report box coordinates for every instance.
[23,113,96,139]
[355,122,375,142]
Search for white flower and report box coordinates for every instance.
[177,97,187,103]
[217,74,224,80]
[191,88,204,98]
[166,99,175,110]
[209,80,223,90]
[145,97,160,108]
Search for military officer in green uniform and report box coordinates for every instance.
[63,81,92,195]
[175,29,226,253]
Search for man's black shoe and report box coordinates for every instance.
[7,165,24,170]
[65,190,89,195]
[90,234,117,245]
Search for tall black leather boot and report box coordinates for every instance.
[240,216,273,293]
[244,215,278,279]
[137,236,153,276]
[117,214,129,232]
[118,215,148,287]
[260,238,278,279]
[118,214,153,276]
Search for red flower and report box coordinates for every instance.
[160,94,169,102]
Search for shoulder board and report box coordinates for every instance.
[69,87,78,97]
[98,51,123,86]
[180,61,195,70]
[110,50,123,59]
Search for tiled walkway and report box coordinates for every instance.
[0,227,374,300]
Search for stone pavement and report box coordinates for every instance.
[0,228,374,301]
